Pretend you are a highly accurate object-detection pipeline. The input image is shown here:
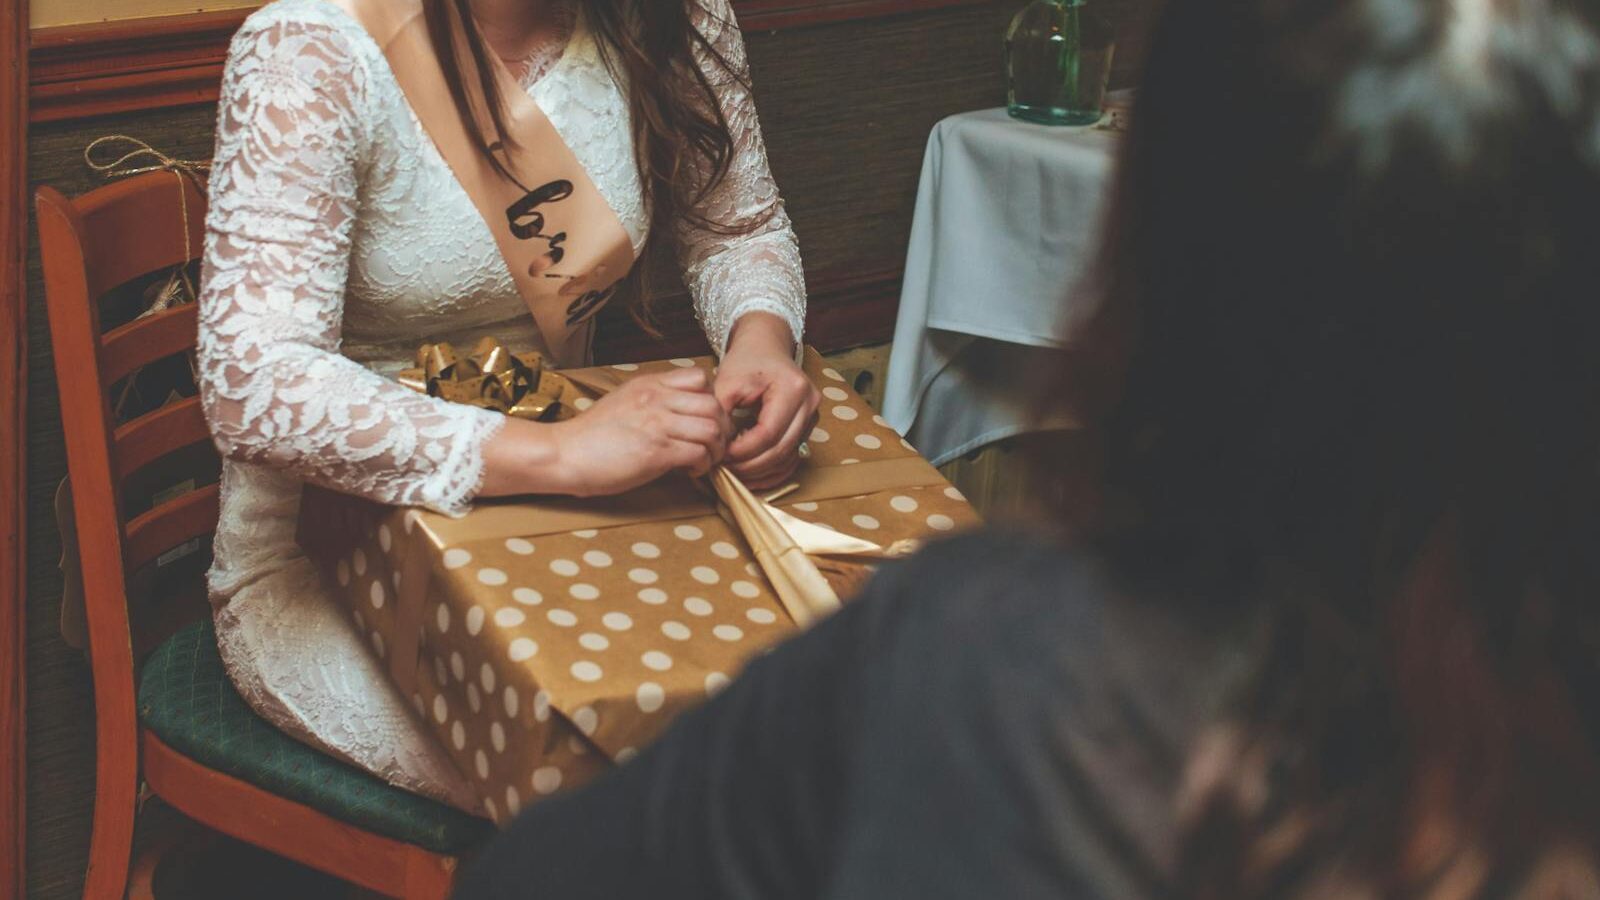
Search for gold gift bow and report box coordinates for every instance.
[398,338,571,421]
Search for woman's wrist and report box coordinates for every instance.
[478,417,572,497]
[724,310,797,361]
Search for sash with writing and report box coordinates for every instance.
[333,0,636,366]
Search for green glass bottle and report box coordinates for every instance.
[1005,0,1116,126]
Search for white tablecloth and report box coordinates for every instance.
[882,106,1122,466]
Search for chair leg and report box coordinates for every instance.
[81,728,139,900]
[126,813,219,900]
[403,846,457,900]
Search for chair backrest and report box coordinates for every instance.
[35,171,218,743]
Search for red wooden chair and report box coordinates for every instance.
[36,171,489,900]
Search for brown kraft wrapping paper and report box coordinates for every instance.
[301,349,980,823]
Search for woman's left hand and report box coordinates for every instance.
[714,312,820,490]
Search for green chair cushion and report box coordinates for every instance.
[138,619,493,854]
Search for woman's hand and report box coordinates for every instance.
[481,367,732,498]
[714,312,820,490]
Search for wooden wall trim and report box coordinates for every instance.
[28,8,242,124]
[27,0,990,124]
[1,0,27,889]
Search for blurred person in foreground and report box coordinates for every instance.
[457,0,1600,896]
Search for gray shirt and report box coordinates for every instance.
[457,530,1251,899]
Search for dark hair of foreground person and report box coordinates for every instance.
[456,1,1600,897]
[1066,0,1600,894]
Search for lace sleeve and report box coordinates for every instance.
[198,12,505,515]
[677,0,808,355]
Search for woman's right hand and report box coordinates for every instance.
[480,367,732,499]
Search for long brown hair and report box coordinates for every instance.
[422,0,751,310]
[1057,0,1600,895]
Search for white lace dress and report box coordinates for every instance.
[196,0,806,811]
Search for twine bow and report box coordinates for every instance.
[399,337,572,421]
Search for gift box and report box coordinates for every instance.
[302,348,979,823]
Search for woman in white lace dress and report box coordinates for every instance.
[197,0,815,810]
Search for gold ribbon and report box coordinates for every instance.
[711,468,843,627]
[398,337,573,421]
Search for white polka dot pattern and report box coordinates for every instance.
[572,706,599,735]
[532,767,562,794]
[311,351,981,825]
[636,682,665,712]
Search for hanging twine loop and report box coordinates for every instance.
[83,136,214,413]
[83,135,213,316]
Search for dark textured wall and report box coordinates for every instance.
[22,1,1157,895]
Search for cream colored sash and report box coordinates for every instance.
[333,0,636,366]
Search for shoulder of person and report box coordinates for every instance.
[879,527,1092,599]
[687,0,744,50]
[857,527,1118,645]
[230,0,379,69]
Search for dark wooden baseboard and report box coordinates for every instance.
[27,0,991,124]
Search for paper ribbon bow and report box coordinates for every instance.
[552,364,921,627]
[399,338,572,421]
